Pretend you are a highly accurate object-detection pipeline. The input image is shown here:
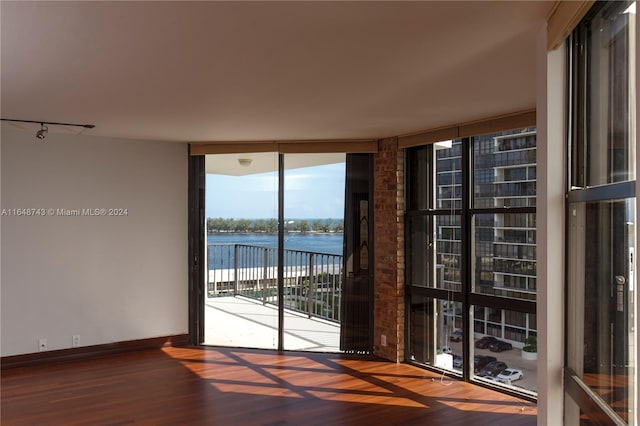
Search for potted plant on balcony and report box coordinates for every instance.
[522,336,537,360]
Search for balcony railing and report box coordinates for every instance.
[207,244,343,323]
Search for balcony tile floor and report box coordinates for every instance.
[204,296,341,352]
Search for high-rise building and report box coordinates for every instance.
[435,129,537,345]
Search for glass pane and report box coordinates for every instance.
[436,215,461,291]
[474,129,536,208]
[567,198,636,424]
[283,154,345,352]
[406,145,429,211]
[406,214,461,290]
[204,153,279,350]
[472,305,537,395]
[409,295,463,374]
[473,213,537,301]
[435,140,462,209]
[576,2,636,187]
[407,215,430,287]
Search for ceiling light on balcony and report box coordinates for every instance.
[624,2,636,14]
[434,140,453,150]
[238,158,253,167]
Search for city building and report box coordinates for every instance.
[434,131,538,346]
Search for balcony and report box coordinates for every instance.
[204,244,342,352]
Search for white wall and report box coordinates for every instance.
[1,125,188,356]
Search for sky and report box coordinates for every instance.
[206,162,346,219]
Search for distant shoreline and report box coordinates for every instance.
[207,218,344,234]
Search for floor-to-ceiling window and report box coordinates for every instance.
[406,128,537,398]
[196,149,375,353]
[406,141,463,372]
[565,2,637,424]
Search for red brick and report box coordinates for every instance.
[373,137,405,362]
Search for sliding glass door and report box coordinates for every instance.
[282,154,346,351]
[203,153,279,350]
[200,152,371,353]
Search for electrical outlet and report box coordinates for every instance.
[38,338,47,352]
[381,334,387,347]
[72,335,80,348]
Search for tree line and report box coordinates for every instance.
[207,217,344,234]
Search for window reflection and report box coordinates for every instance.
[409,296,463,373]
[571,1,636,188]
[566,2,637,423]
[406,214,461,291]
[568,199,636,424]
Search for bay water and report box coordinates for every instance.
[207,233,344,270]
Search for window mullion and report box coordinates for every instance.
[461,136,472,381]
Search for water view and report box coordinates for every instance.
[207,232,343,255]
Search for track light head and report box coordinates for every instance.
[35,123,48,140]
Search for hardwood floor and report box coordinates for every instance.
[2,346,536,425]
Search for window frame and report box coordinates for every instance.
[565,1,637,423]
[404,134,537,401]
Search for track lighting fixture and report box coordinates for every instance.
[35,123,48,140]
[0,118,96,141]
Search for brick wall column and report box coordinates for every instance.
[373,137,405,362]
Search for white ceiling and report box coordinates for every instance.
[1,1,554,143]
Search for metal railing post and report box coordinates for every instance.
[308,254,314,318]
[207,246,211,298]
[233,244,239,295]
[263,248,269,304]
